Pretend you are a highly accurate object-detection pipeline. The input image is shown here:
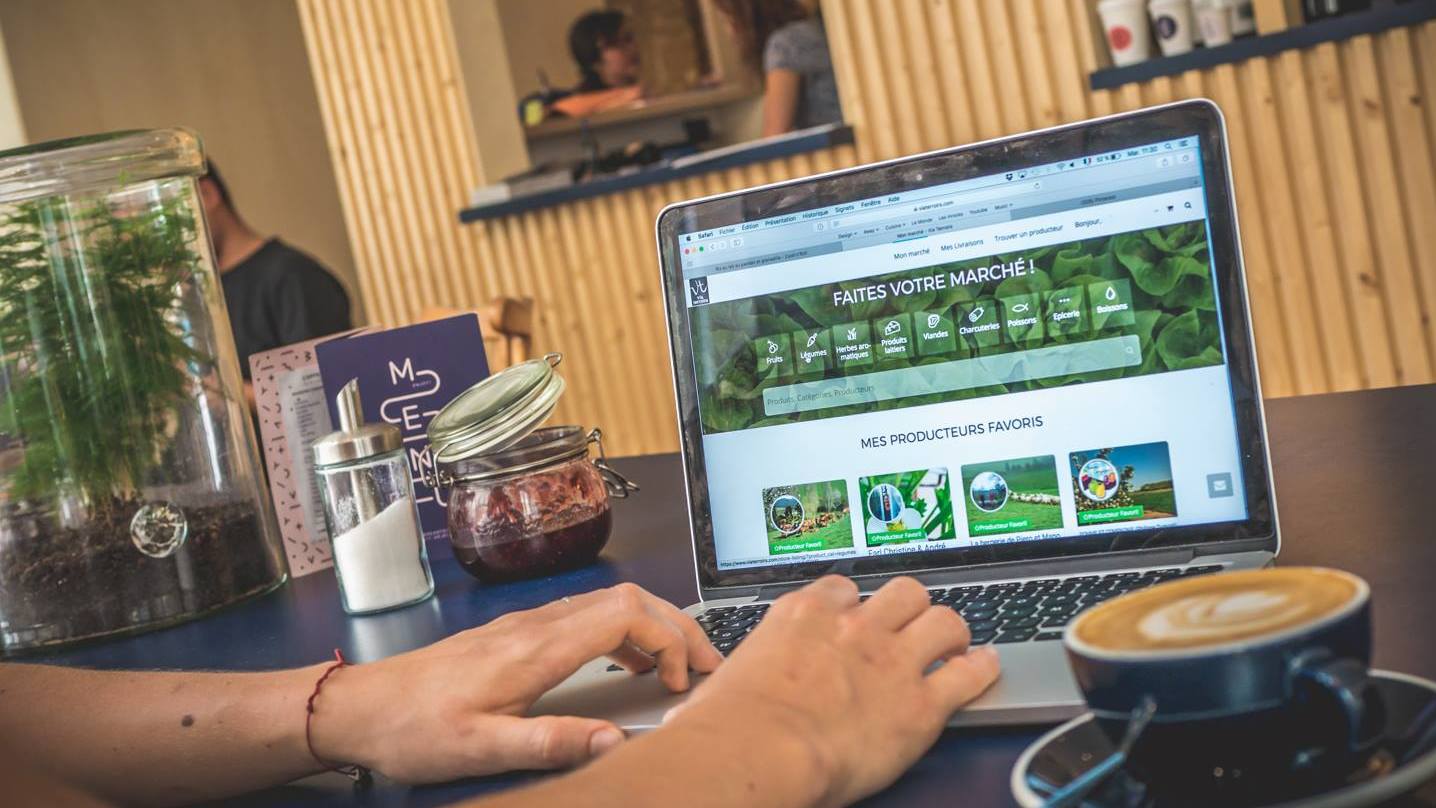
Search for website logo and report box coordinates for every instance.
[689,277,710,305]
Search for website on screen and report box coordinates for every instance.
[678,137,1249,571]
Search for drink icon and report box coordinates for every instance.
[968,306,985,323]
[926,313,941,329]
[1105,286,1118,301]
[883,320,902,336]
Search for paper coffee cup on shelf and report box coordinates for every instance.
[1098,0,1152,66]
[1230,0,1256,36]
[1193,0,1234,47]
[1148,0,1195,56]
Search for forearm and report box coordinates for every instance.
[471,708,828,808]
[0,662,328,806]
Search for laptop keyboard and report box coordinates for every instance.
[694,565,1225,656]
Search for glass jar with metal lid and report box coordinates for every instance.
[426,354,636,583]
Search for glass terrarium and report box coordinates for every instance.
[0,130,286,653]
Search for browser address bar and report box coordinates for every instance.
[830,180,1044,230]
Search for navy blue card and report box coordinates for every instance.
[316,314,490,543]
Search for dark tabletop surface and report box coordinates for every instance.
[30,384,1436,807]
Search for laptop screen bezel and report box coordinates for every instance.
[655,100,1277,594]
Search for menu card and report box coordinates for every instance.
[316,314,490,545]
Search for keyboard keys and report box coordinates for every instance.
[995,628,1038,643]
[691,569,1208,653]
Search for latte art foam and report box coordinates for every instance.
[1072,568,1361,652]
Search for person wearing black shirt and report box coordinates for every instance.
[198,164,352,395]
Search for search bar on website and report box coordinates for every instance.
[761,335,1142,416]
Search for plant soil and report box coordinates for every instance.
[0,499,283,652]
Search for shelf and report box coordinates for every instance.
[523,83,758,141]
[1089,2,1436,91]
[459,124,855,223]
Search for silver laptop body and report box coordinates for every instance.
[533,100,1280,730]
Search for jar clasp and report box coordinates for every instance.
[588,428,639,498]
[419,465,455,492]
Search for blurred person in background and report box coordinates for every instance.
[715,0,842,136]
[199,163,352,397]
[551,9,645,118]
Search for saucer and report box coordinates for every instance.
[1011,671,1436,808]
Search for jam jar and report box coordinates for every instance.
[426,355,636,583]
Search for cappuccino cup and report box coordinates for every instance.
[1064,568,1383,799]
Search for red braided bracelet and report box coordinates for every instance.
[305,648,372,786]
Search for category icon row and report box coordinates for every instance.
[752,279,1137,380]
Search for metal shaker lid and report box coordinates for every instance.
[312,379,403,467]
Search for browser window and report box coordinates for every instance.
[679,137,1248,571]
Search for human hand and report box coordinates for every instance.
[309,583,722,782]
[667,576,1000,808]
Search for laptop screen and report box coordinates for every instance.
[672,130,1252,575]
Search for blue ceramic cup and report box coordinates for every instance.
[1064,567,1383,800]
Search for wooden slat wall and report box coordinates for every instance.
[823,0,1436,399]
[297,0,1436,456]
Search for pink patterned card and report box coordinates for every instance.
[249,330,365,577]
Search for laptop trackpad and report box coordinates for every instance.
[530,642,1085,732]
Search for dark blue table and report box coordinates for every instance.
[34,385,1436,807]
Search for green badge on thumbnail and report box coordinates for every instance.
[858,467,956,545]
[762,479,853,555]
[959,455,1062,538]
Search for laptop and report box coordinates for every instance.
[532,100,1279,729]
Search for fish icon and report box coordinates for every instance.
[1011,302,1031,314]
